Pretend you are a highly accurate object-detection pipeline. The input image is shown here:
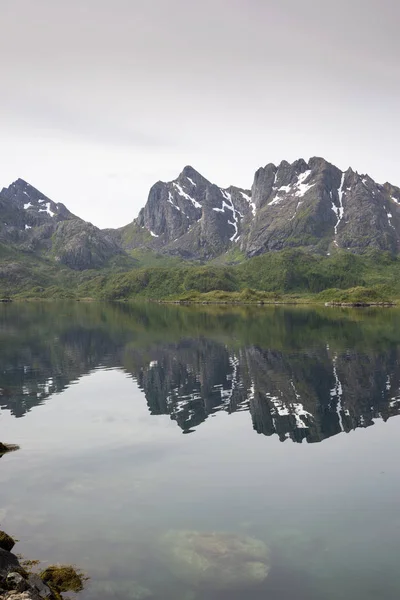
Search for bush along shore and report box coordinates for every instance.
[0,529,86,600]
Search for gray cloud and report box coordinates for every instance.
[0,0,399,228]
[1,94,172,148]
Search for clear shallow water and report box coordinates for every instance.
[1,302,400,599]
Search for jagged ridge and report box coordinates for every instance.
[115,157,400,260]
[2,157,400,269]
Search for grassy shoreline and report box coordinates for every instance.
[2,291,397,308]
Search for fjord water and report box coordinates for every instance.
[1,303,400,599]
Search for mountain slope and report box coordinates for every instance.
[0,179,126,270]
[2,156,400,280]
[115,158,400,261]
[114,165,253,260]
[244,157,400,256]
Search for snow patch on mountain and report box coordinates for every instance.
[240,191,256,216]
[295,170,314,197]
[332,173,346,245]
[173,182,201,208]
[213,189,240,242]
[168,191,182,212]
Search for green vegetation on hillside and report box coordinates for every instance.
[1,247,400,303]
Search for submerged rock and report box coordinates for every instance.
[39,566,85,594]
[158,530,271,590]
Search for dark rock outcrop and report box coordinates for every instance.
[0,533,15,553]
[0,549,20,580]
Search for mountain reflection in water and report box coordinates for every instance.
[1,301,400,444]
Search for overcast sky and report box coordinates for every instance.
[0,0,399,228]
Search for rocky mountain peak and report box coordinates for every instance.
[0,179,126,270]
[178,165,210,188]
[3,155,400,268]
[0,178,74,222]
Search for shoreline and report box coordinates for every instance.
[2,296,397,308]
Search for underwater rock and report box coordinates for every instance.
[158,530,271,590]
[0,534,15,554]
[39,566,84,594]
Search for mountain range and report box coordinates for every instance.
[1,157,400,272]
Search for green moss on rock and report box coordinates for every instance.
[40,565,86,594]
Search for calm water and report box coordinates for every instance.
[1,302,400,599]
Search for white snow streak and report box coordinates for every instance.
[150,230,159,237]
[240,190,256,216]
[295,170,315,197]
[45,202,55,217]
[167,191,182,212]
[213,189,240,241]
[23,202,32,209]
[270,390,312,429]
[187,177,197,187]
[330,354,344,431]
[391,196,400,206]
[25,224,32,230]
[269,170,314,205]
[173,182,201,208]
[268,196,284,206]
[387,211,395,229]
[332,173,345,245]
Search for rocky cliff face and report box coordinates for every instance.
[0,179,124,270]
[125,165,253,259]
[117,157,400,260]
[243,157,400,257]
[2,157,400,267]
